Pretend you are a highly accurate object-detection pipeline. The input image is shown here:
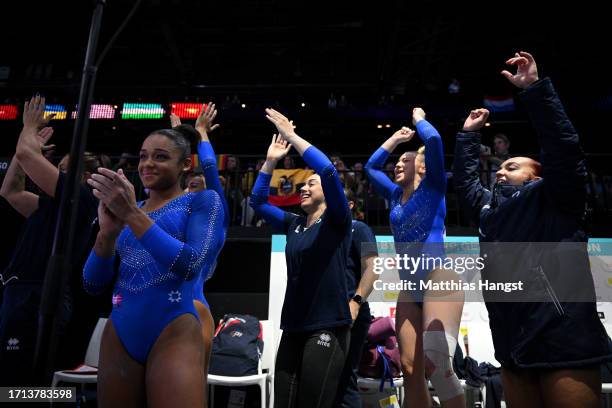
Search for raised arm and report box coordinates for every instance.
[302,146,350,224]
[1,156,39,218]
[453,109,492,225]
[2,127,56,217]
[265,108,350,224]
[364,127,413,200]
[503,51,587,213]
[15,95,61,198]
[198,141,229,227]
[192,102,230,229]
[412,108,446,190]
[248,134,296,232]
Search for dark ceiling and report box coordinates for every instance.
[3,2,610,95]
[1,1,611,159]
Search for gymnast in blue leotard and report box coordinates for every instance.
[366,112,446,284]
[170,104,229,309]
[365,108,465,407]
[171,103,229,404]
[83,125,224,407]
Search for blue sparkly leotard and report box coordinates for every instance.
[83,190,225,364]
[365,119,446,283]
[192,141,229,308]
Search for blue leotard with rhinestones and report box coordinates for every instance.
[83,190,225,364]
[191,141,229,308]
[366,120,446,282]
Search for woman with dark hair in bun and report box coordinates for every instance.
[83,123,225,407]
[171,102,229,403]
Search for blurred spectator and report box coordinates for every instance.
[344,188,365,221]
[480,133,511,188]
[183,169,206,193]
[384,162,395,180]
[222,95,232,110]
[283,156,295,170]
[113,150,144,199]
[349,162,367,197]
[328,93,337,110]
[226,155,239,173]
[242,158,268,227]
[99,154,113,169]
[448,78,460,94]
[221,155,245,224]
[335,159,347,184]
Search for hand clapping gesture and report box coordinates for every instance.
[37,127,56,152]
[22,95,51,130]
[88,168,138,222]
[265,108,297,141]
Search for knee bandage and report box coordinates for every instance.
[423,331,463,401]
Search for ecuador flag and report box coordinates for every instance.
[268,169,315,207]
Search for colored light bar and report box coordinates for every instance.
[171,103,205,119]
[0,104,18,120]
[71,104,117,119]
[44,104,67,120]
[121,103,165,119]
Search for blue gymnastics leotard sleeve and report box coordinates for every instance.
[415,119,447,192]
[193,141,228,304]
[83,251,116,295]
[198,141,230,230]
[249,172,297,233]
[302,145,351,225]
[365,148,403,201]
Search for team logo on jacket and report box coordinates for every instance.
[6,338,19,351]
[317,333,331,348]
[168,290,182,303]
[112,293,123,307]
[230,330,243,338]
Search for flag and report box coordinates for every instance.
[483,95,515,112]
[190,154,199,170]
[189,154,227,171]
[217,154,229,171]
[268,169,314,207]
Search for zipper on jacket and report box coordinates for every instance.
[533,265,565,317]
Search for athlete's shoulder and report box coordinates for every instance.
[188,190,223,212]
[352,219,375,236]
[192,189,222,202]
[351,219,368,230]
